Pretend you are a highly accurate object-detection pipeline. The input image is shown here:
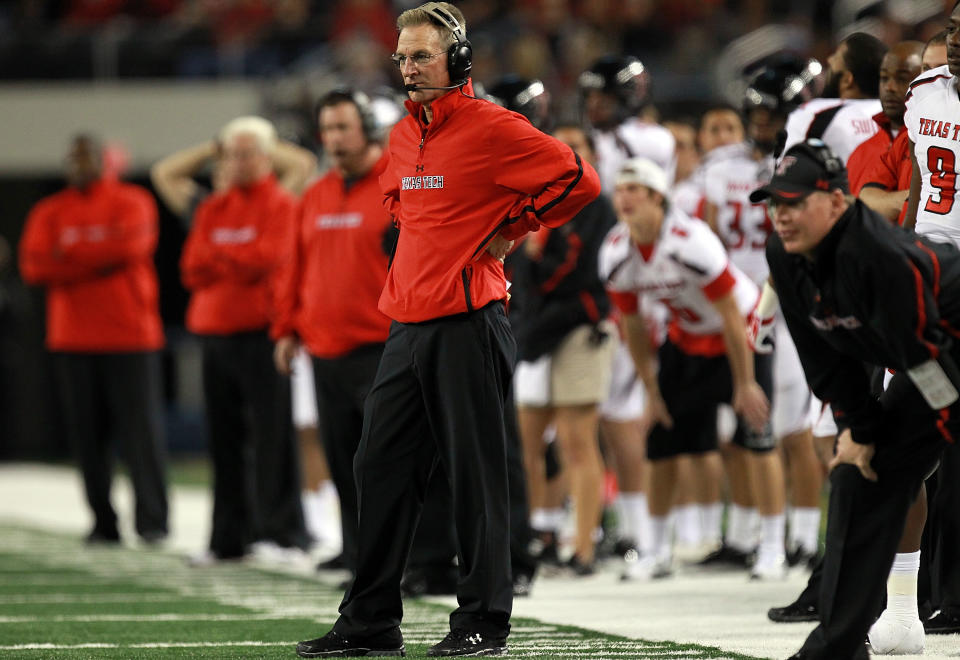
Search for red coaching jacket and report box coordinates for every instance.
[380,80,602,323]
[19,179,164,352]
[181,174,296,335]
[271,153,393,358]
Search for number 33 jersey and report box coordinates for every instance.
[905,64,960,243]
[599,208,758,356]
[702,142,773,285]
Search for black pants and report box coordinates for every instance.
[55,351,168,539]
[799,372,946,659]
[407,392,538,582]
[201,331,307,558]
[926,441,960,612]
[311,343,384,574]
[334,302,516,639]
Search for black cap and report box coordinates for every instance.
[749,139,849,203]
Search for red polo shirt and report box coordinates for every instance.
[19,179,164,352]
[846,113,897,195]
[181,174,296,335]
[271,154,393,358]
[860,129,912,225]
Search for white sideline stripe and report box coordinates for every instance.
[0,641,299,650]
[0,614,308,623]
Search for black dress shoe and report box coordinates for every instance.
[427,629,507,657]
[924,607,960,634]
[296,629,405,657]
[512,572,534,597]
[768,599,818,623]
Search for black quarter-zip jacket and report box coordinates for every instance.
[766,199,960,445]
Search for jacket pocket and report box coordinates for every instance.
[461,265,474,312]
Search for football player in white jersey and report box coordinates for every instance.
[782,33,887,164]
[600,157,770,580]
[897,4,960,641]
[579,55,677,195]
[703,114,821,580]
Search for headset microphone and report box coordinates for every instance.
[404,83,464,92]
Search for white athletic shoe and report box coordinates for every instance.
[749,552,786,581]
[620,549,672,581]
[868,611,925,655]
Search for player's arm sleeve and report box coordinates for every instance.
[492,116,601,240]
[269,199,304,341]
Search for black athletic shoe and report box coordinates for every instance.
[317,553,348,571]
[697,543,752,569]
[785,547,819,570]
[768,600,818,623]
[296,630,405,657]
[85,528,121,545]
[566,555,596,576]
[427,629,507,657]
[924,608,960,634]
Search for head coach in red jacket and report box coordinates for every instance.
[19,134,168,545]
[295,3,601,659]
[180,116,309,563]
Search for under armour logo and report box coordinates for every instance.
[468,634,482,645]
[415,164,425,172]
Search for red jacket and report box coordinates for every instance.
[861,129,912,225]
[380,81,601,323]
[19,179,164,352]
[272,154,393,357]
[846,113,895,196]
[181,174,296,335]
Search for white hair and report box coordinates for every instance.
[220,116,277,155]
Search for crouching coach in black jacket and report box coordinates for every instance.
[754,139,959,660]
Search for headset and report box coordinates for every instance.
[316,88,379,142]
[417,2,472,87]
[791,138,849,191]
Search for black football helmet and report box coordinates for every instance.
[742,53,821,118]
[488,75,552,131]
[578,55,651,122]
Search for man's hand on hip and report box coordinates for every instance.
[828,428,878,481]
[485,234,514,262]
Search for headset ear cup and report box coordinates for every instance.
[447,40,472,85]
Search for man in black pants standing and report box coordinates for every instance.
[294,2,600,658]
[754,139,959,659]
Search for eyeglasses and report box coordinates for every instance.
[390,52,446,68]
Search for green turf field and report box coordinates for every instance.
[0,524,765,659]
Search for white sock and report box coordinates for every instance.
[675,504,702,546]
[788,507,821,554]
[545,507,566,532]
[758,513,786,561]
[620,492,650,549]
[700,502,723,547]
[884,551,921,623]
[530,508,552,533]
[615,494,634,542]
[727,505,757,553]
[649,515,671,561]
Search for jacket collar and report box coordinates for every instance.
[404,79,476,130]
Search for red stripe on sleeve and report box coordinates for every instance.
[702,266,736,301]
[580,290,600,322]
[916,241,941,299]
[937,409,954,443]
[607,290,640,315]
[908,258,939,359]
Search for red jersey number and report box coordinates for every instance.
[924,146,957,216]
[723,200,771,250]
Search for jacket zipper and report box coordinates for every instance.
[461,265,474,312]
